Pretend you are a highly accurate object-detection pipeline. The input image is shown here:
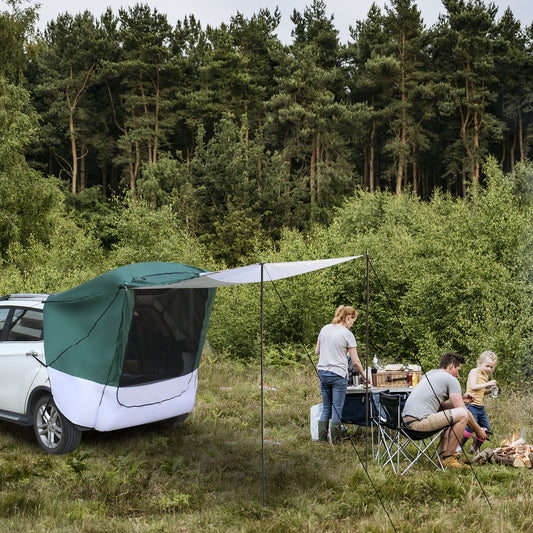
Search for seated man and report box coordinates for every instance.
[402,351,487,469]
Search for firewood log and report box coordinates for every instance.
[471,448,494,465]
[514,457,526,468]
[492,454,526,467]
[492,454,516,466]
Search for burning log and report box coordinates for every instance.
[500,437,525,447]
[469,433,533,468]
[489,435,533,468]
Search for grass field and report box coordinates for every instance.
[0,358,532,532]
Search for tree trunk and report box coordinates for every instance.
[317,142,325,201]
[518,108,524,163]
[69,112,77,195]
[363,147,369,190]
[500,139,506,171]
[396,162,402,196]
[244,125,250,184]
[153,71,160,164]
[310,134,317,205]
[472,117,480,188]
[283,128,291,200]
[66,59,96,195]
[369,120,376,193]
[499,100,506,170]
[132,141,141,191]
[80,144,86,192]
[412,158,417,196]
[101,164,107,200]
[128,158,134,191]
[396,32,407,197]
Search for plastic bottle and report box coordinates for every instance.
[412,372,419,387]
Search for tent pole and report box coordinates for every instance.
[260,263,265,507]
[365,251,370,468]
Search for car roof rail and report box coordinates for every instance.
[0,294,50,302]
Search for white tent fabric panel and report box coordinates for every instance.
[49,367,198,431]
[143,256,362,289]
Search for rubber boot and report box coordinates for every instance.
[330,423,342,445]
[459,435,469,448]
[472,437,484,453]
[456,435,469,454]
[318,420,329,442]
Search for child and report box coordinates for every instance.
[458,351,498,455]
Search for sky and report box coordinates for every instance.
[4,0,533,43]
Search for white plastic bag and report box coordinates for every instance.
[310,403,323,441]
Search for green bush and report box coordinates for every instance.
[324,158,533,383]
[210,160,532,385]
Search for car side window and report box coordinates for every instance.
[6,308,44,341]
[0,308,9,338]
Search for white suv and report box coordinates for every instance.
[0,294,81,454]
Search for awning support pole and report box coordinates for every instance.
[365,251,370,468]
[260,263,265,508]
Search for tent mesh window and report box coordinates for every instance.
[120,288,209,387]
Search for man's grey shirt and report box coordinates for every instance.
[402,369,462,420]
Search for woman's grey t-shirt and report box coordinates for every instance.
[402,368,462,420]
[316,323,357,378]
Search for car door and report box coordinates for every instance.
[0,306,46,415]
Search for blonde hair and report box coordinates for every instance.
[478,350,498,365]
[332,305,358,325]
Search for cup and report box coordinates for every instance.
[491,385,498,398]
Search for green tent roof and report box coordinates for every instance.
[44,262,215,387]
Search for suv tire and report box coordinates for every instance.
[32,395,82,454]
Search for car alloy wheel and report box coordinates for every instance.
[32,395,82,454]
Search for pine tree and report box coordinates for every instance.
[493,7,531,171]
[266,0,353,224]
[34,11,105,194]
[434,0,500,191]
[383,0,431,196]
[345,4,387,193]
[112,4,175,191]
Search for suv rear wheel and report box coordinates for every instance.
[32,395,82,454]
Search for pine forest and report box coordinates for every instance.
[0,0,532,378]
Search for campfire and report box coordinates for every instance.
[471,433,533,468]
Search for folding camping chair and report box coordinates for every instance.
[373,392,445,475]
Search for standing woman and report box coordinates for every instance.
[315,305,365,444]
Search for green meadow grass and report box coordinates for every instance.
[0,359,531,532]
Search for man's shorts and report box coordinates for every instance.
[405,410,454,432]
